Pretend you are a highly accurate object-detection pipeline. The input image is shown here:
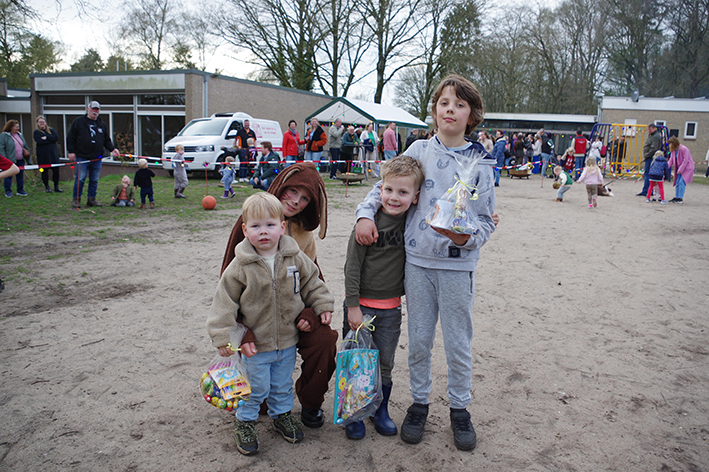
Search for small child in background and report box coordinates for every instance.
[646,150,670,204]
[220,156,236,198]
[172,144,189,198]
[134,159,155,209]
[577,156,604,208]
[561,148,575,173]
[343,155,424,440]
[207,192,334,455]
[110,175,135,207]
[554,165,573,202]
[588,136,603,165]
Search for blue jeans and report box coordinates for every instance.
[342,302,402,386]
[73,157,103,199]
[306,151,323,163]
[557,185,571,200]
[574,155,585,179]
[494,168,501,185]
[4,158,24,194]
[540,153,551,177]
[329,148,340,177]
[113,200,134,207]
[383,150,397,160]
[639,159,652,194]
[236,345,297,421]
[284,154,297,168]
[674,174,686,199]
[139,186,154,204]
[249,176,270,191]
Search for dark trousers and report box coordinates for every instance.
[639,159,652,194]
[329,148,340,177]
[294,318,338,410]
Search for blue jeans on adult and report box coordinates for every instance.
[73,157,103,199]
[4,158,25,195]
[674,174,686,199]
[342,303,402,386]
[284,154,297,168]
[329,148,340,177]
[540,153,551,177]
[574,155,585,179]
[238,150,249,179]
[249,176,271,191]
[306,151,323,163]
[494,168,501,186]
[236,345,297,422]
[383,150,397,160]
[639,158,652,195]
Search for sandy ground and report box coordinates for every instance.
[1,173,708,472]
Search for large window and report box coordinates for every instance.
[164,115,185,143]
[113,113,135,155]
[46,115,65,157]
[139,94,185,105]
[139,116,163,158]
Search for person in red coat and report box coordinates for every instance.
[283,119,306,168]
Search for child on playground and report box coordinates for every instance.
[110,175,135,207]
[343,155,424,441]
[646,150,670,204]
[220,156,236,198]
[554,165,573,202]
[355,74,497,451]
[206,192,334,455]
[172,144,188,198]
[134,159,155,209]
[577,156,604,208]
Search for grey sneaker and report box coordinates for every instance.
[234,419,259,455]
[400,403,429,444]
[272,412,304,443]
[450,408,477,451]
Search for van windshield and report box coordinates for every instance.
[178,118,229,136]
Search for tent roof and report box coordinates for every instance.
[307,97,427,128]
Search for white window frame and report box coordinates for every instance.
[684,121,698,140]
[654,120,666,128]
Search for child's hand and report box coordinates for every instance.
[319,311,332,325]
[492,213,500,227]
[240,342,257,358]
[297,318,312,332]
[111,197,115,201]
[432,226,471,246]
[218,345,235,357]
[347,306,364,332]
[355,218,378,245]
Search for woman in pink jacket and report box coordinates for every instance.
[667,136,695,204]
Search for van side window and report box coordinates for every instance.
[226,120,242,139]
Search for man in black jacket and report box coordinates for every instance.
[67,101,120,208]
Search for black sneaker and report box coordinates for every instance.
[301,407,324,428]
[272,412,304,443]
[673,198,683,204]
[234,419,259,455]
[450,408,477,451]
[400,403,428,444]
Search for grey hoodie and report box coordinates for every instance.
[356,137,496,272]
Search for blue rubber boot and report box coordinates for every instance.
[372,383,397,435]
[345,420,365,440]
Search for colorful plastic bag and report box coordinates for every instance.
[333,317,382,425]
[199,325,251,412]
[426,152,485,235]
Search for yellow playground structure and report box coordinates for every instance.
[589,123,669,179]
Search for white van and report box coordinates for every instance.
[162,112,283,177]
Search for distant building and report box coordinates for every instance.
[29,70,332,161]
[0,78,32,139]
[599,96,709,163]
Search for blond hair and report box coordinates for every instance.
[138,158,148,169]
[654,150,664,159]
[241,193,284,224]
[175,144,184,152]
[247,138,255,147]
[225,156,235,163]
[585,156,601,175]
[381,155,424,189]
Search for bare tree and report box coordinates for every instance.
[313,0,372,96]
[361,0,431,103]
[218,0,320,91]
[120,0,180,70]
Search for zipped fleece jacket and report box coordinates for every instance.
[66,115,116,159]
[207,235,334,352]
[356,137,496,272]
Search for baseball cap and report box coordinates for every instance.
[88,100,101,109]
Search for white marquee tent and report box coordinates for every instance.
[307,97,427,129]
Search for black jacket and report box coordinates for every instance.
[67,115,116,159]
